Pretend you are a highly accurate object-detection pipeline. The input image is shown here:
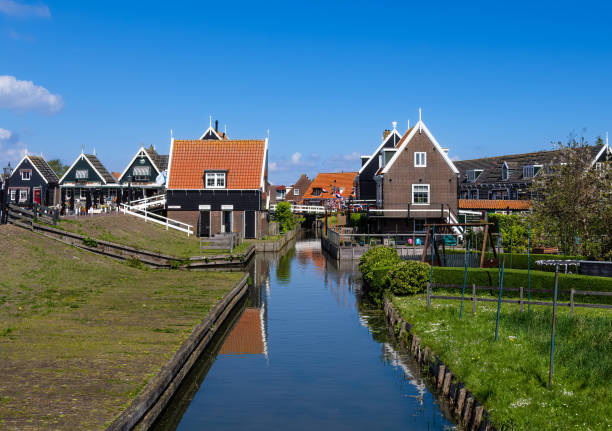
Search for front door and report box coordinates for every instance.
[33,188,41,205]
[245,210,256,238]
[222,210,232,233]
[198,211,210,237]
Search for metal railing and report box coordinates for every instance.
[120,203,193,236]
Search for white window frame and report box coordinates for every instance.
[414,152,427,167]
[19,189,28,202]
[80,189,87,200]
[10,189,16,201]
[502,163,509,181]
[75,169,88,180]
[65,189,72,199]
[412,184,430,205]
[205,172,226,189]
[21,170,31,181]
[467,169,482,182]
[293,188,299,196]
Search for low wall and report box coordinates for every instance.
[107,274,249,431]
[10,220,254,269]
[254,228,298,252]
[383,298,496,431]
[321,235,423,261]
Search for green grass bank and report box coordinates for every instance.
[393,294,612,430]
[0,224,242,430]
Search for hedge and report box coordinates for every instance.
[432,266,612,304]
[446,249,585,271]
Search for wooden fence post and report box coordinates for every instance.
[472,284,476,314]
[520,286,524,312]
[570,288,575,317]
[426,282,431,311]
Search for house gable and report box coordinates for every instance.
[118,147,161,183]
[60,155,106,184]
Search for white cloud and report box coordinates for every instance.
[0,0,50,18]
[451,155,461,161]
[0,127,27,168]
[0,75,63,113]
[290,152,302,164]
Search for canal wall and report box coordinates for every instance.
[383,298,497,431]
[254,227,298,252]
[9,219,254,269]
[321,234,422,261]
[106,273,250,431]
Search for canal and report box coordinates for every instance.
[153,237,455,430]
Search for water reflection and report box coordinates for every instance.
[153,235,455,431]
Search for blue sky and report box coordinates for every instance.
[1,0,611,184]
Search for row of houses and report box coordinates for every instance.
[2,115,610,239]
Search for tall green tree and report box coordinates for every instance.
[530,136,612,259]
[47,159,69,177]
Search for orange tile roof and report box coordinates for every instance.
[459,199,532,210]
[302,172,357,200]
[395,126,415,148]
[168,139,266,189]
[112,171,121,180]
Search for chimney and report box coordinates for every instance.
[382,129,391,141]
[215,120,219,132]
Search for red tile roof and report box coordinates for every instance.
[459,199,532,210]
[168,139,266,190]
[302,172,357,200]
[112,171,121,180]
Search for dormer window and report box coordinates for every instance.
[523,165,542,178]
[21,169,31,181]
[312,187,322,196]
[466,169,483,182]
[502,163,509,181]
[133,166,151,181]
[205,172,226,189]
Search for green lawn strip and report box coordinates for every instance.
[393,294,612,430]
[0,225,242,430]
[432,266,612,304]
[444,249,585,271]
[49,215,249,257]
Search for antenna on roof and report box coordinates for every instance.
[93,147,96,156]
[170,129,174,140]
[606,131,609,147]
[224,124,227,136]
[407,120,410,129]
[209,115,212,128]
[81,144,84,154]
[267,128,270,139]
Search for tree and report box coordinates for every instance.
[47,159,69,177]
[273,201,296,233]
[529,136,612,259]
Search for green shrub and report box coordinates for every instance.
[273,201,296,233]
[82,237,98,247]
[432,266,612,304]
[359,246,400,284]
[386,261,430,295]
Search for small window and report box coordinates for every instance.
[502,164,508,181]
[133,166,151,181]
[65,189,72,199]
[76,169,88,180]
[19,189,28,202]
[412,184,430,204]
[80,189,87,200]
[312,188,322,196]
[21,170,31,181]
[205,172,226,189]
[414,219,425,233]
[414,152,426,167]
[293,188,299,196]
[10,189,16,201]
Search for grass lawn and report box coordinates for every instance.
[393,292,611,430]
[0,224,243,430]
[51,214,251,257]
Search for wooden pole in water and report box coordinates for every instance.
[549,264,560,388]
[460,239,471,318]
[494,257,506,342]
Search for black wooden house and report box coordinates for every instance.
[5,154,59,207]
[117,145,168,199]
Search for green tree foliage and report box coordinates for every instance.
[488,213,529,253]
[273,201,296,233]
[530,136,612,259]
[47,159,69,177]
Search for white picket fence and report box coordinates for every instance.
[128,194,166,210]
[120,203,193,236]
[270,203,326,214]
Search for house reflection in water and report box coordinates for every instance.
[219,255,270,358]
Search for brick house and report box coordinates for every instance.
[455,142,611,214]
[165,124,269,239]
[362,118,460,233]
[286,173,311,205]
[5,154,59,207]
[302,172,357,207]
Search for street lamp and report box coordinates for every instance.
[127,174,133,204]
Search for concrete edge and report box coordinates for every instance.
[383,298,497,431]
[105,272,249,431]
[254,228,298,252]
